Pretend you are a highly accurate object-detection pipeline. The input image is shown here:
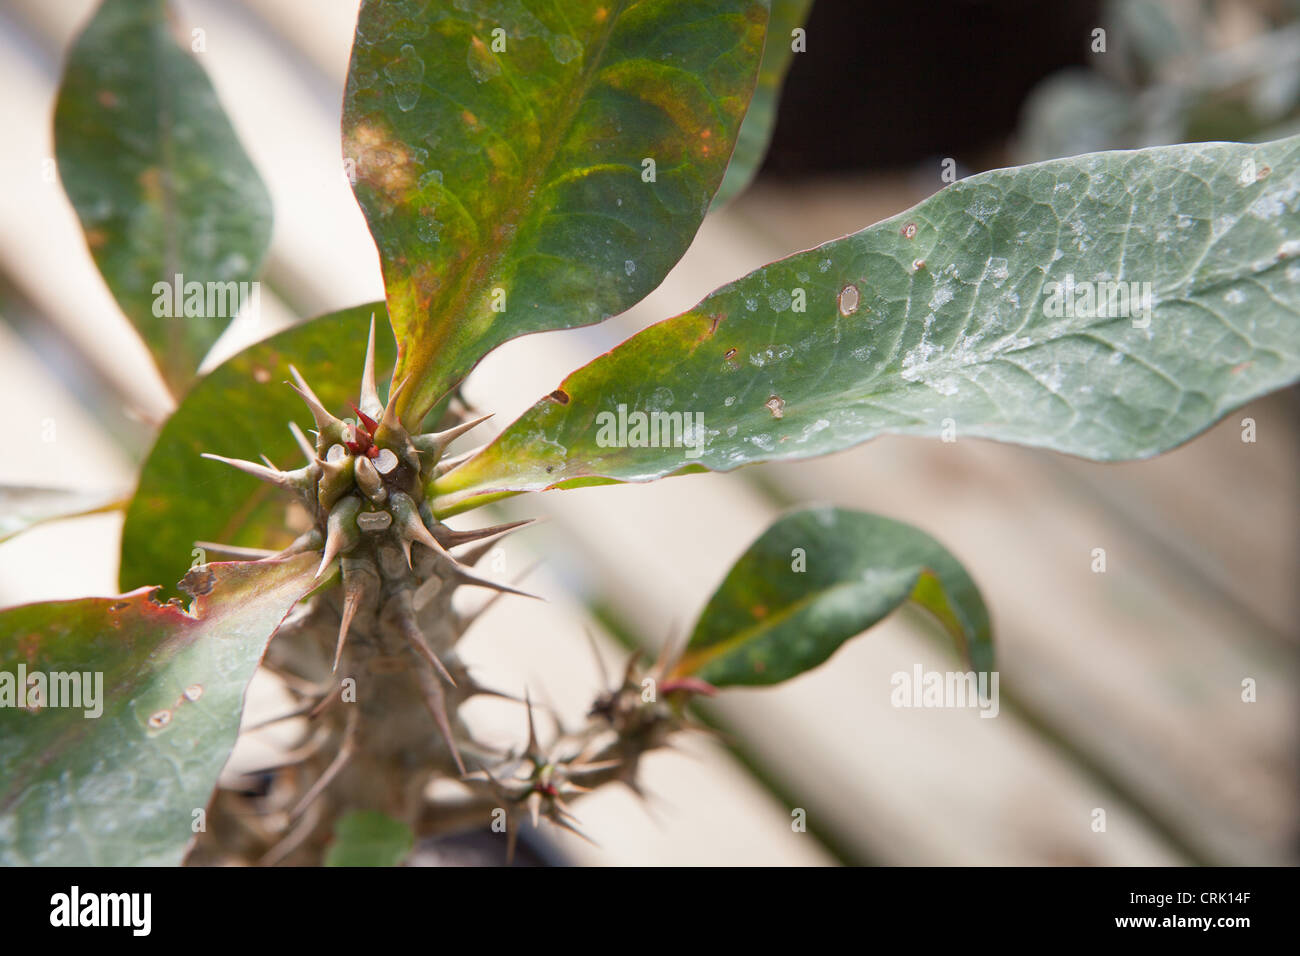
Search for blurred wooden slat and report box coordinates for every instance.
[0,3,174,423]
[1036,409,1299,643]
[0,321,132,604]
[756,421,1297,864]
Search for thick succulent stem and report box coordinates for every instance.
[186,321,704,866]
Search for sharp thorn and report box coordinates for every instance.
[193,540,277,560]
[240,697,320,733]
[389,491,451,562]
[452,564,543,600]
[523,688,541,756]
[464,681,524,704]
[334,562,374,673]
[585,627,610,689]
[258,800,323,867]
[380,375,410,434]
[506,818,519,865]
[621,650,642,688]
[289,384,341,435]
[288,421,316,462]
[415,413,494,458]
[453,560,544,637]
[287,365,330,413]
[359,314,382,418]
[308,688,339,721]
[452,538,505,570]
[566,758,623,777]
[551,795,579,819]
[550,814,598,848]
[200,452,292,488]
[433,444,486,477]
[394,592,456,686]
[415,664,466,775]
[655,627,688,680]
[289,709,358,822]
[436,517,535,549]
[276,528,324,560]
[317,497,361,578]
[526,791,542,829]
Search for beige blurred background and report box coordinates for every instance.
[0,0,1296,865]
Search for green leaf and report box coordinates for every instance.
[54,0,273,395]
[711,0,811,209]
[0,486,127,545]
[119,303,392,594]
[343,0,768,425]
[674,507,991,687]
[324,810,415,867]
[436,136,1300,511]
[0,554,318,865]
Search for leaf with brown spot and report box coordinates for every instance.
[435,136,1300,513]
[343,0,769,426]
[0,555,318,865]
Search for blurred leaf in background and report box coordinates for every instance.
[1017,0,1300,161]
[54,0,273,395]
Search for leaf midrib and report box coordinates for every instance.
[396,0,632,423]
[676,568,920,678]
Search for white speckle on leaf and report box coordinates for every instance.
[1248,179,1300,220]
[966,199,996,223]
[985,257,1009,286]
[1069,219,1089,251]
[748,345,793,368]
[1211,214,1237,239]
[800,419,830,441]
